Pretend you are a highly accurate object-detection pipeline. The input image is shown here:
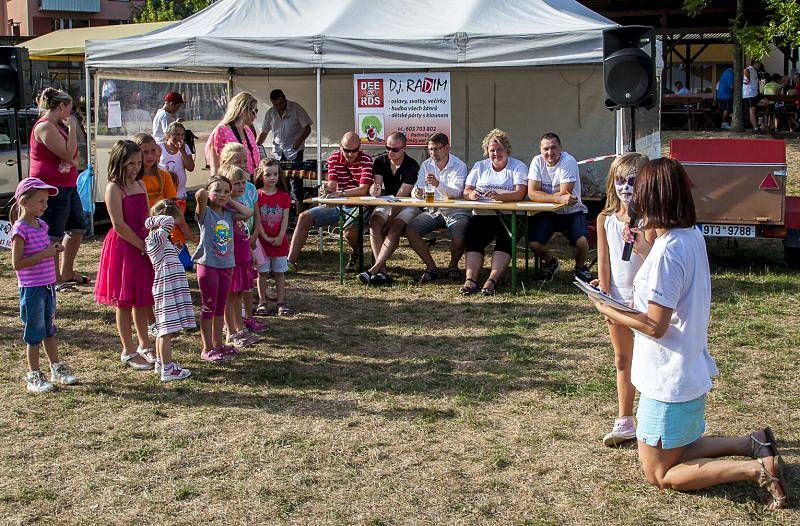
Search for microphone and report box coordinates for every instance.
[622,206,637,262]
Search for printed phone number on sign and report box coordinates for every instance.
[398,127,439,132]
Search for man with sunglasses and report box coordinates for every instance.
[287,132,373,272]
[358,132,420,285]
[527,132,591,282]
[404,132,469,284]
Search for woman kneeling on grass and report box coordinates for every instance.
[590,157,788,510]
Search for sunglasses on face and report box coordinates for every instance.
[341,146,360,153]
[385,146,404,153]
[615,175,636,186]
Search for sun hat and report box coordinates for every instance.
[14,177,58,200]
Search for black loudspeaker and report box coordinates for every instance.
[603,26,656,109]
[0,46,32,109]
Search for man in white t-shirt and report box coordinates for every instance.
[404,132,470,283]
[528,132,591,281]
[152,92,184,144]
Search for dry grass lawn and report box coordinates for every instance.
[1,131,799,525]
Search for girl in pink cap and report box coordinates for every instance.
[10,177,79,393]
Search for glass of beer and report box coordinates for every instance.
[425,184,435,203]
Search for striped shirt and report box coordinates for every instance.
[145,215,196,336]
[11,218,56,287]
[326,150,373,190]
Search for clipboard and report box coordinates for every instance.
[573,277,639,313]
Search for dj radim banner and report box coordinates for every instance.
[353,72,451,146]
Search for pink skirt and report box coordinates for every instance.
[94,229,155,308]
[229,259,256,293]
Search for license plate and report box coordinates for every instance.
[699,224,756,238]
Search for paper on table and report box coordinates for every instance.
[573,278,639,313]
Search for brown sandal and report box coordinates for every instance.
[748,428,774,459]
[481,278,497,296]
[459,278,478,295]
[757,456,789,509]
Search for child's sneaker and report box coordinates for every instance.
[161,362,191,382]
[154,361,163,375]
[201,347,226,363]
[26,371,55,393]
[603,416,637,446]
[49,362,78,385]
[244,317,269,333]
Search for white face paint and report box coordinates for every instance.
[615,168,636,204]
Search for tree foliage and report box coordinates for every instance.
[683,0,800,58]
[133,0,216,23]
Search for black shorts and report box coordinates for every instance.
[464,214,512,255]
[743,96,759,110]
[41,185,86,240]
[718,99,732,112]
[528,211,588,247]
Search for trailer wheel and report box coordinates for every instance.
[786,246,800,269]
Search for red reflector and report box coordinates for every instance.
[759,173,780,190]
[761,226,787,239]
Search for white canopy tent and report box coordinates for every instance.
[86,0,615,69]
[84,0,631,220]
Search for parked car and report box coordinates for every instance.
[0,108,40,199]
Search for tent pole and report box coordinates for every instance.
[85,64,94,237]
[317,66,323,255]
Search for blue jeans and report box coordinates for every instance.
[19,285,57,345]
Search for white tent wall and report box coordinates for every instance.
[234,65,614,195]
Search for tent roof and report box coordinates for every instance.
[86,0,616,69]
[22,22,175,61]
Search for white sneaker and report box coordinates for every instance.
[155,361,182,375]
[161,363,191,382]
[226,330,255,348]
[603,417,637,446]
[50,362,78,385]
[26,371,55,393]
[721,122,731,130]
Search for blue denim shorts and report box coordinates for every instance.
[308,204,370,230]
[528,211,588,246]
[19,285,57,345]
[42,185,86,240]
[636,394,706,449]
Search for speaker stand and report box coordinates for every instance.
[13,107,23,182]
[629,106,636,153]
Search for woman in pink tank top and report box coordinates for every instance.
[31,88,87,291]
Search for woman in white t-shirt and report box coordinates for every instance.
[591,158,787,510]
[459,129,527,295]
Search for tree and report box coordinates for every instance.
[684,0,800,131]
[133,0,216,23]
